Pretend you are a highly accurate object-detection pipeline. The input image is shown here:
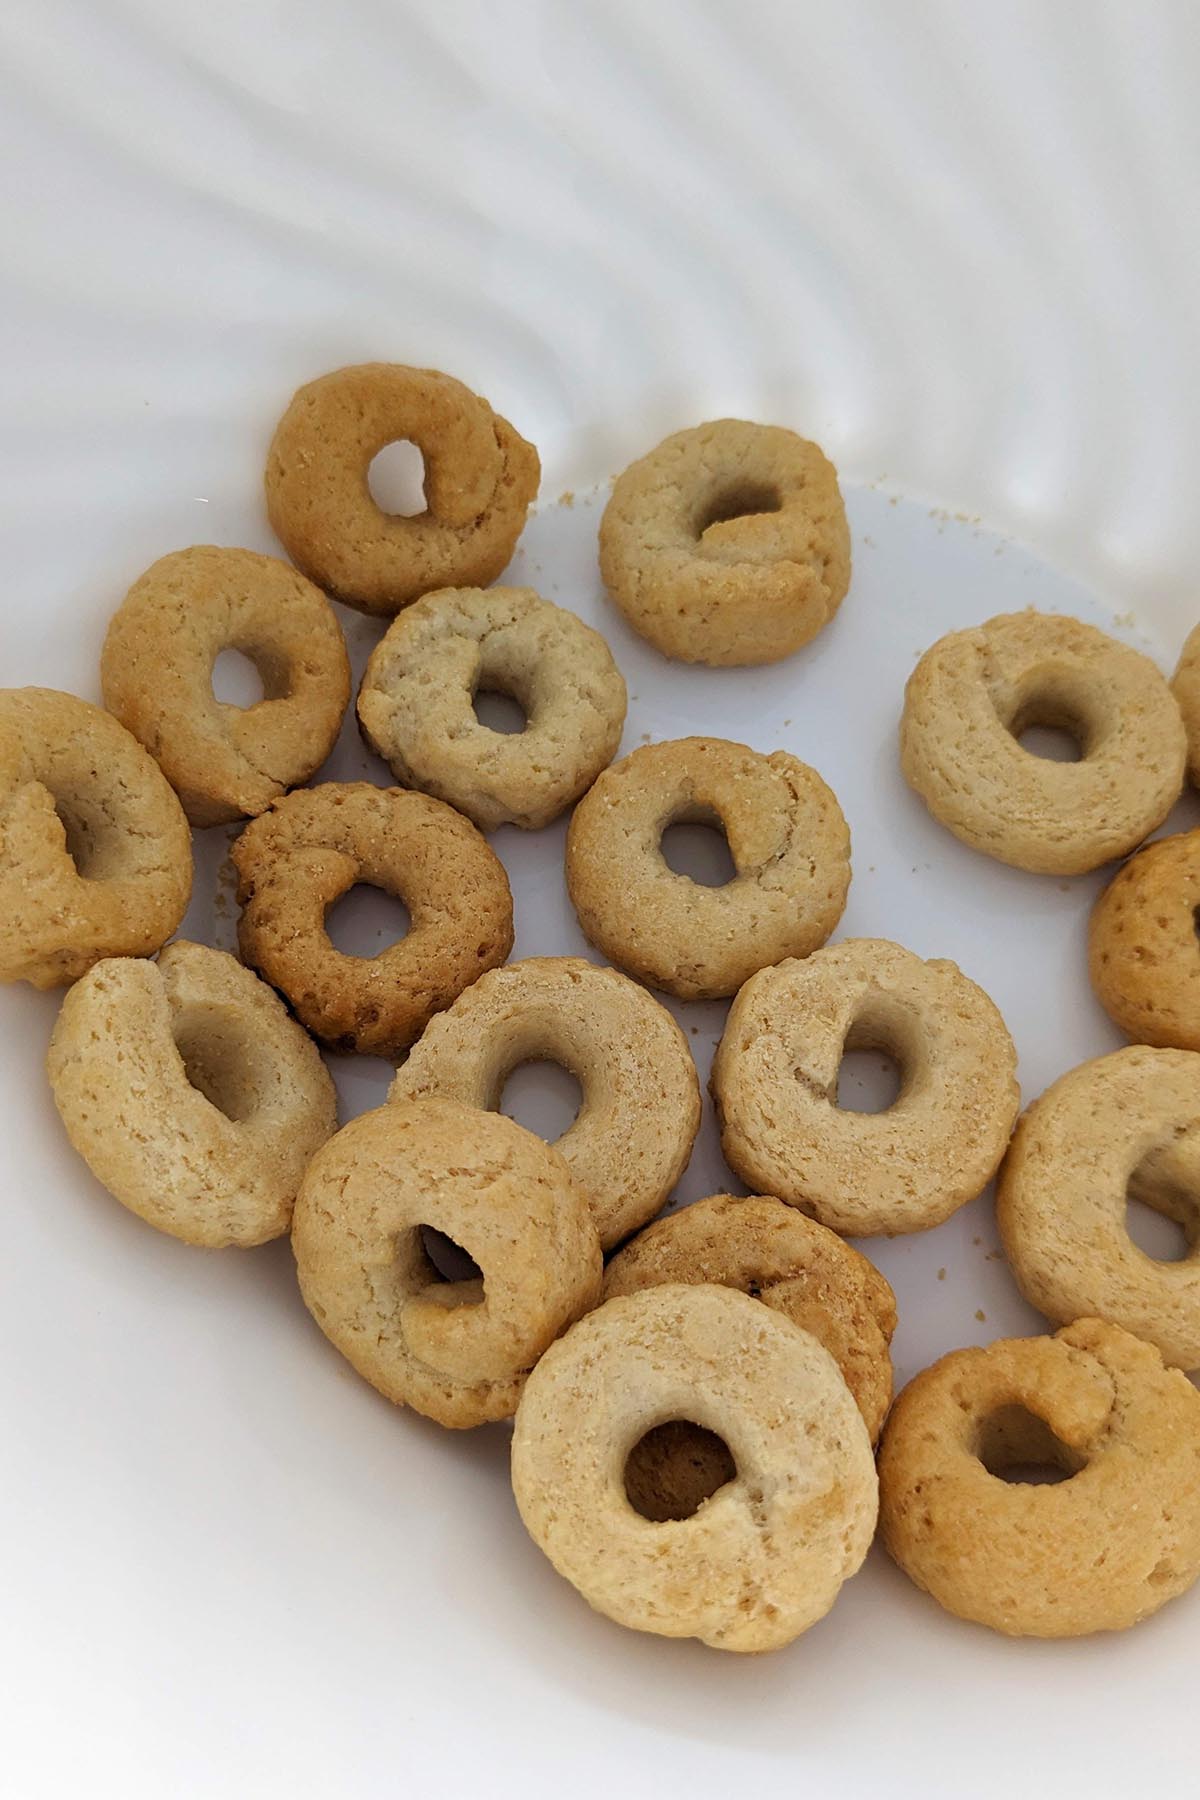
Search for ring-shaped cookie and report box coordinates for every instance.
[358,585,626,830]
[1089,830,1200,1050]
[712,939,1019,1235]
[47,941,337,1247]
[102,546,351,827]
[0,687,192,988]
[291,1098,602,1428]
[265,363,540,616]
[511,1283,877,1651]
[900,611,1185,874]
[599,420,850,666]
[997,1046,1200,1368]
[603,1194,896,1457]
[232,782,513,1057]
[565,736,850,1001]
[389,957,700,1249]
[879,1318,1200,1636]
[1172,622,1200,786]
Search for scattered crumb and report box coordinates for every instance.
[1113,609,1136,628]
[975,1309,987,1323]
[640,731,651,743]
[868,864,875,872]
[972,1236,982,1246]
[985,1249,1003,1262]
[862,534,876,549]
[1057,881,1071,892]
[690,1026,699,1036]
[888,495,898,506]
[783,718,792,727]
[937,1267,946,1282]
[557,489,575,508]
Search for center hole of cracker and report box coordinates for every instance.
[661,808,736,887]
[1015,724,1082,763]
[211,647,267,709]
[53,798,104,878]
[498,1059,583,1143]
[1126,1143,1199,1263]
[836,1048,903,1113]
[976,1404,1084,1486]
[698,479,782,535]
[419,1223,483,1286]
[368,439,427,516]
[1008,692,1087,763]
[624,1421,738,1521]
[172,1020,259,1123]
[1125,1194,1193,1263]
[473,688,527,735]
[325,883,411,956]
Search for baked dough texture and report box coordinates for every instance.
[265,363,539,616]
[712,939,1019,1235]
[565,736,850,1000]
[879,1318,1200,1636]
[604,1195,895,1520]
[511,1283,878,1650]
[604,1194,896,1441]
[900,611,1185,874]
[599,420,850,665]
[292,1098,602,1427]
[389,956,699,1250]
[358,585,626,830]
[1089,830,1200,1050]
[997,1045,1200,1368]
[47,941,336,1246]
[102,545,350,826]
[232,781,513,1057]
[0,686,192,988]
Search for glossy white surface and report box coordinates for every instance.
[2,4,1199,1796]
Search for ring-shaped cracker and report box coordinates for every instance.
[102,546,350,827]
[0,687,192,988]
[291,1098,602,1427]
[265,363,539,617]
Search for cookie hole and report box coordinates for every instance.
[325,884,411,956]
[624,1422,738,1522]
[53,798,106,878]
[661,812,737,888]
[419,1224,483,1286]
[1007,691,1090,762]
[498,1060,583,1143]
[1014,725,1082,763]
[473,689,527,735]
[836,1048,903,1114]
[1125,1195,1193,1263]
[976,1405,1085,1485]
[368,439,426,516]
[698,480,782,535]
[1126,1144,1200,1261]
[211,647,267,708]
[172,1020,260,1123]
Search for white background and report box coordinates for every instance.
[2,4,1199,1796]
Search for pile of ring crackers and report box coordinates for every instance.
[5,362,1200,1652]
